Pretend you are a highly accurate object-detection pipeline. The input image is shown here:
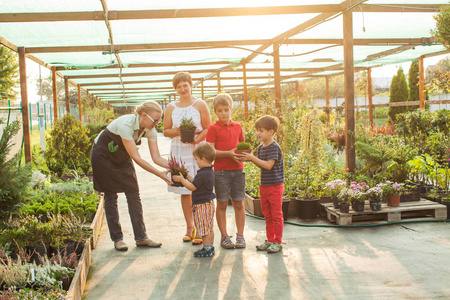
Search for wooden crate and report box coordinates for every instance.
[322,200,447,225]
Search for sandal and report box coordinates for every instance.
[192,237,202,245]
[182,227,195,242]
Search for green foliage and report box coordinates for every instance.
[179,116,195,129]
[407,60,420,111]
[431,4,450,52]
[44,114,91,177]
[388,68,409,122]
[244,162,260,198]
[236,142,251,150]
[0,45,19,104]
[0,119,32,220]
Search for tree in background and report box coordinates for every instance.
[432,4,450,51]
[407,59,420,111]
[0,46,19,106]
[388,68,409,122]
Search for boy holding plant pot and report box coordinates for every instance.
[206,93,247,249]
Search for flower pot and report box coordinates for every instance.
[339,202,350,213]
[296,197,320,219]
[282,198,290,221]
[387,195,400,207]
[332,197,339,209]
[171,172,186,187]
[180,126,196,143]
[369,200,382,211]
[236,149,252,154]
[400,192,420,202]
[353,201,365,212]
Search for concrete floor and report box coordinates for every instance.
[83,134,450,300]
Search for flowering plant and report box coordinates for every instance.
[377,181,403,196]
[325,179,347,198]
[366,186,383,201]
[168,155,188,176]
[337,188,355,204]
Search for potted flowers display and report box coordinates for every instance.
[179,116,196,143]
[337,188,353,213]
[349,181,369,212]
[325,179,347,209]
[377,181,403,207]
[366,186,383,211]
[168,155,188,187]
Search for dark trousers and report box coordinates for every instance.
[104,190,147,242]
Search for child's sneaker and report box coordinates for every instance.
[256,241,271,251]
[194,246,215,257]
[266,242,283,253]
[220,236,235,249]
[235,234,246,248]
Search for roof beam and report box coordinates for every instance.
[24,37,436,54]
[0,4,442,23]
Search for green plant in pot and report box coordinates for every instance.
[294,108,326,219]
[236,142,252,154]
[179,116,196,143]
[366,186,383,211]
[168,155,188,187]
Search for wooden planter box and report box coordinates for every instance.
[89,193,105,249]
[67,193,104,299]
[244,193,263,217]
[66,239,91,300]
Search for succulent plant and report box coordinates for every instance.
[179,116,195,129]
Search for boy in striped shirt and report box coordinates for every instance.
[242,115,285,253]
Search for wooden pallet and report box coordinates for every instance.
[322,200,447,225]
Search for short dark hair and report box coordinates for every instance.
[193,143,216,163]
[255,115,280,132]
[172,72,193,88]
[213,93,233,111]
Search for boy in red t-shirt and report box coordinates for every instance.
[206,93,246,249]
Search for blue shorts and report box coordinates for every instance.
[214,169,246,202]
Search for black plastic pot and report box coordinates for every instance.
[296,197,320,219]
[353,202,365,212]
[171,172,186,187]
[332,197,339,209]
[180,127,196,143]
[339,202,350,213]
[370,200,382,211]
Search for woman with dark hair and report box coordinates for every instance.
[163,71,212,245]
[91,100,172,251]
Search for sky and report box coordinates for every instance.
[22,53,450,104]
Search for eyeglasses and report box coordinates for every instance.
[144,112,161,126]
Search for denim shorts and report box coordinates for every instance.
[214,169,246,202]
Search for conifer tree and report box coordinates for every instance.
[407,59,420,111]
[0,45,19,105]
[388,68,409,122]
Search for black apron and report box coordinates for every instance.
[91,128,139,193]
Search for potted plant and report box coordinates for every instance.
[377,181,403,207]
[179,116,196,143]
[243,162,263,217]
[295,108,326,219]
[352,190,366,212]
[337,188,353,213]
[366,186,383,211]
[168,155,188,187]
[235,142,252,154]
[325,179,347,209]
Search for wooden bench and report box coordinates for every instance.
[322,200,447,225]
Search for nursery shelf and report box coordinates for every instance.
[323,200,447,225]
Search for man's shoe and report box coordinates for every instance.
[266,242,283,253]
[220,236,235,249]
[194,247,215,257]
[136,238,162,248]
[256,240,271,251]
[114,240,128,251]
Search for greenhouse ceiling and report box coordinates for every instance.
[0,0,448,106]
